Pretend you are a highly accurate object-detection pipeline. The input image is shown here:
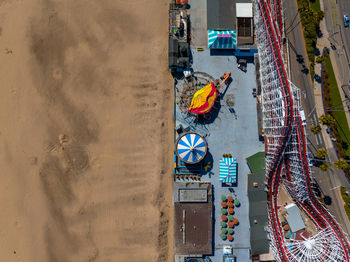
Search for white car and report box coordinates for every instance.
[344,14,350,28]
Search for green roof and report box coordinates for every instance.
[246,152,265,174]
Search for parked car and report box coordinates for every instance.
[344,14,350,27]
[307,153,314,167]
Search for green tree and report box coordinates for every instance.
[315,10,325,23]
[316,148,328,159]
[319,162,330,171]
[334,158,349,170]
[310,125,321,134]
[319,114,335,126]
[316,56,324,64]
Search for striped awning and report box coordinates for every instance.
[208,30,237,49]
[219,157,237,183]
[176,133,208,164]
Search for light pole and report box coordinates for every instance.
[330,185,340,191]
[330,185,344,191]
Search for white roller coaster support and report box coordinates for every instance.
[254,0,350,261]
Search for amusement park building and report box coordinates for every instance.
[174,183,213,257]
[206,0,257,57]
[248,173,273,260]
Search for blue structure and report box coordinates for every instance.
[219,157,237,184]
[176,133,208,164]
[208,30,237,49]
[235,48,258,57]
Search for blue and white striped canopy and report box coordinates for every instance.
[219,157,237,183]
[176,133,207,164]
[208,30,237,49]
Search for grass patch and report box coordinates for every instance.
[310,0,321,12]
[246,152,265,174]
[340,187,350,221]
[322,51,350,159]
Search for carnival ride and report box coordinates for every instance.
[255,0,350,261]
[188,83,218,115]
[176,132,208,164]
[187,73,231,115]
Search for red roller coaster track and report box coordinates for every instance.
[257,0,350,260]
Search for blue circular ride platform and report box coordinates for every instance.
[176,132,208,164]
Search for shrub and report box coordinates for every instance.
[319,114,335,126]
[334,158,349,170]
[316,56,324,64]
[310,125,321,134]
[319,162,330,171]
[316,148,328,159]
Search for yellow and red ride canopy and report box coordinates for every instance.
[188,82,218,114]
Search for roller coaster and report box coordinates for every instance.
[255,0,350,260]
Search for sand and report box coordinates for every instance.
[0,0,173,261]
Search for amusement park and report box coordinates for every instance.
[169,0,350,261]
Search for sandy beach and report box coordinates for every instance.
[0,0,173,261]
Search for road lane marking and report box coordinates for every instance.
[316,133,320,145]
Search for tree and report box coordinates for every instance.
[334,158,349,170]
[319,162,330,171]
[316,148,328,159]
[310,125,321,134]
[316,56,324,64]
[315,10,325,23]
[319,114,335,126]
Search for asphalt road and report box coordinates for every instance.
[284,0,350,234]
[284,0,324,153]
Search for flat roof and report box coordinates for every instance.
[174,202,213,255]
[247,172,266,202]
[250,225,270,255]
[285,204,306,233]
[249,201,268,226]
[207,0,236,30]
[236,3,253,18]
[174,182,212,203]
[179,188,208,202]
[247,172,270,256]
